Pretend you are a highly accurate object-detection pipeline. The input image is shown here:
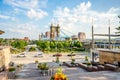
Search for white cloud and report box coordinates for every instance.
[13,8,26,14]
[8,23,36,34]
[4,0,48,9]
[27,9,48,20]
[8,23,41,39]
[0,22,42,39]
[0,14,15,20]
[4,0,48,20]
[52,1,120,38]
[75,1,91,12]
[0,14,10,19]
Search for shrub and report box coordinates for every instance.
[56,57,60,63]
[85,56,88,61]
[72,59,75,62]
[71,59,75,65]
[17,64,23,68]
[71,61,74,65]
[35,60,39,64]
[17,64,20,67]
[78,48,85,51]
[8,67,16,72]
[37,63,49,70]
[29,47,36,51]
[87,62,91,66]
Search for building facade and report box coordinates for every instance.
[50,24,60,40]
[71,35,78,40]
[78,32,86,41]
[45,31,50,38]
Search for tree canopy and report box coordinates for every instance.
[115,15,120,34]
[11,40,28,49]
[36,40,83,52]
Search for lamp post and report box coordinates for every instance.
[91,19,95,62]
[70,40,72,52]
[108,20,111,49]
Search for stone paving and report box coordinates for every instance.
[9,63,51,80]
[9,52,120,80]
[67,71,120,80]
[9,62,120,80]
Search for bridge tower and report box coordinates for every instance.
[50,24,60,40]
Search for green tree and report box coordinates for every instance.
[116,15,120,34]
[50,41,56,49]
[29,47,36,51]
[63,41,71,48]
[0,38,4,45]
[36,40,49,51]
[36,40,84,52]
[11,40,28,49]
[74,41,82,48]
[57,41,63,48]
[57,41,64,52]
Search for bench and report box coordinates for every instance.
[78,63,99,72]
[98,65,105,71]
[92,66,98,71]
[104,64,118,71]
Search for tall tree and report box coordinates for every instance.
[36,40,49,51]
[115,15,120,34]
[0,38,4,44]
[50,41,56,49]
[11,40,28,49]
[74,41,82,48]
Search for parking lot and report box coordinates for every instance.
[11,52,90,64]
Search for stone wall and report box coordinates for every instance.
[99,50,120,64]
[0,72,7,80]
[0,46,11,69]
[0,46,10,80]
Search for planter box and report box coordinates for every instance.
[7,71,16,79]
[40,69,52,76]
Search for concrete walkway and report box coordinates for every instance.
[67,71,120,80]
[9,63,50,80]
[10,53,120,80]
[8,62,120,80]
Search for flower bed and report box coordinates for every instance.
[50,73,68,80]
[50,67,68,80]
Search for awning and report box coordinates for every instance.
[0,30,4,35]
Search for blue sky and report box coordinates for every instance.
[0,0,120,40]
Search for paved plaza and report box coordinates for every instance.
[9,52,120,80]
